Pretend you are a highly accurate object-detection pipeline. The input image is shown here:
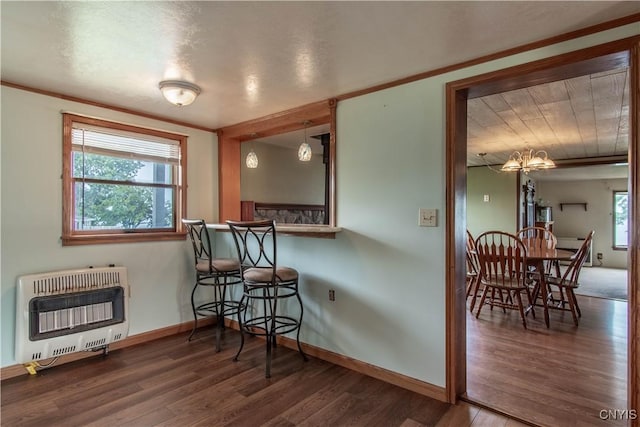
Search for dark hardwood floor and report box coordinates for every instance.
[467,293,628,427]
[6,292,619,427]
[2,327,525,427]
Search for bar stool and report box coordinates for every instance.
[226,219,307,378]
[182,219,243,352]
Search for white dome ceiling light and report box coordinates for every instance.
[158,80,201,106]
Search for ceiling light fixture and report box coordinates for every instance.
[246,150,258,168]
[158,80,201,106]
[298,120,312,161]
[246,133,259,168]
[501,148,556,174]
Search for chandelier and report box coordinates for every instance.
[501,149,556,173]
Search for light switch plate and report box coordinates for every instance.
[419,208,437,227]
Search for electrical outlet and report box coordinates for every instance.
[597,253,603,260]
[329,289,335,301]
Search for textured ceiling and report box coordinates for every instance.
[2,1,639,131]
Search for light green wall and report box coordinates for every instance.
[466,166,518,237]
[0,86,218,367]
[2,23,638,389]
[223,22,637,388]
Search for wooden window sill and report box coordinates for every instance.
[62,231,187,246]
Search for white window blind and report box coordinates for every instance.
[72,123,181,165]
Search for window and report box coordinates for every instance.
[62,114,187,245]
[613,191,628,250]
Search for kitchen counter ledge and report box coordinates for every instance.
[207,223,342,239]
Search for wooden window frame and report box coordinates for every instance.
[62,113,187,245]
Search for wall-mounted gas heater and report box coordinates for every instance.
[15,266,129,371]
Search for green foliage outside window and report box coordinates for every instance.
[615,193,628,225]
[614,191,628,248]
[73,153,171,230]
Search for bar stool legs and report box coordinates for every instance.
[233,284,307,378]
[182,219,242,353]
[227,219,307,378]
[295,291,307,360]
[188,276,243,352]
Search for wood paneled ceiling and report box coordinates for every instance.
[467,67,629,167]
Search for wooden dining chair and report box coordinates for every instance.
[465,230,482,312]
[545,230,595,326]
[517,226,561,306]
[474,231,533,329]
[517,226,557,248]
[517,226,559,275]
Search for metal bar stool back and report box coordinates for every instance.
[182,219,242,352]
[226,219,307,378]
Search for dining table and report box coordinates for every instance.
[525,246,577,327]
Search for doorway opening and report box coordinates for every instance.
[446,40,637,426]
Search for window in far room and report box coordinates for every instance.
[62,113,187,245]
[613,190,628,250]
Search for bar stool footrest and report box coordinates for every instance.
[242,315,301,337]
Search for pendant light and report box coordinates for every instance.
[246,134,258,168]
[298,121,312,162]
[246,150,258,168]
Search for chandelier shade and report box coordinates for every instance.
[501,149,556,173]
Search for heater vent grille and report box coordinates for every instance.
[52,346,77,357]
[15,267,129,364]
[85,338,107,349]
[33,270,123,296]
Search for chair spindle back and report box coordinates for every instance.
[560,230,595,284]
[517,226,557,250]
[475,231,528,287]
